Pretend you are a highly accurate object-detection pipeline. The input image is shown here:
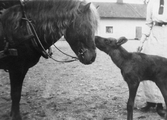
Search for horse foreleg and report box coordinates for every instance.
[156,81,167,119]
[9,68,28,120]
[126,80,139,120]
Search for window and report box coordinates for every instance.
[136,26,142,39]
[106,26,113,33]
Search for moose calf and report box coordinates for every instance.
[95,36,167,120]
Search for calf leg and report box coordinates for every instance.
[9,67,28,120]
[126,80,139,120]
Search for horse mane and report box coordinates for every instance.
[26,0,81,38]
[1,0,99,45]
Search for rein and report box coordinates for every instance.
[20,1,78,63]
[51,44,78,63]
[54,44,78,59]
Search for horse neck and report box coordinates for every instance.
[0,1,71,51]
[108,46,131,69]
[24,1,75,49]
[39,31,63,50]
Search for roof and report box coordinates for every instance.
[92,2,146,19]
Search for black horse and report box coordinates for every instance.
[0,0,99,120]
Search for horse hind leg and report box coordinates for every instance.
[9,68,28,120]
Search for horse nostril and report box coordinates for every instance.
[81,54,84,59]
[91,54,96,62]
[79,49,84,55]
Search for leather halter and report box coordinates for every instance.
[20,1,50,59]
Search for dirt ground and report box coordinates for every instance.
[0,40,164,120]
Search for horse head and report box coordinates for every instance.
[64,2,99,65]
[0,0,99,65]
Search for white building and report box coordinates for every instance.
[93,0,146,39]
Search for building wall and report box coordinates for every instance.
[97,18,146,39]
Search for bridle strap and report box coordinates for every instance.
[20,0,78,63]
[23,17,50,58]
[20,0,50,58]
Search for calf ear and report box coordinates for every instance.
[116,37,128,46]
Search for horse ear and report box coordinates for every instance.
[116,37,128,46]
[82,3,91,13]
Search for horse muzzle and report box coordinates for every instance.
[78,48,96,65]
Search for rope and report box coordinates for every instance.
[53,44,78,59]
[49,55,78,63]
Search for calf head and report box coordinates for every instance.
[95,36,128,53]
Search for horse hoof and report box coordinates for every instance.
[157,109,166,117]
[11,114,22,120]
